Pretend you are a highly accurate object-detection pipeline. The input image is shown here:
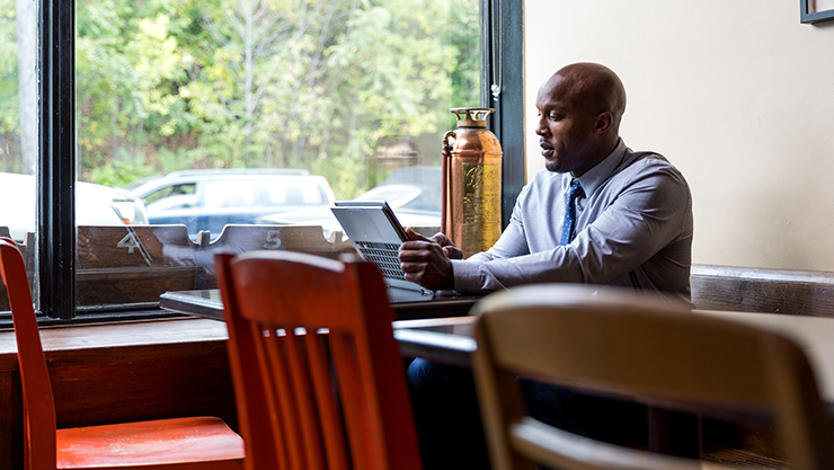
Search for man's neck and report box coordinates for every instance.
[572,137,621,178]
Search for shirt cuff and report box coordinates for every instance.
[450,259,484,293]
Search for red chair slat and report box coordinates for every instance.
[215,250,422,470]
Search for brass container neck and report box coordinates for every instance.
[449,107,495,129]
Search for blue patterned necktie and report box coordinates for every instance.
[560,179,585,245]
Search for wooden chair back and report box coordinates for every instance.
[215,250,421,470]
[0,237,57,470]
[471,284,834,470]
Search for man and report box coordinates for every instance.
[399,62,693,468]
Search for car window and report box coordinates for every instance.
[143,183,197,206]
[200,179,327,208]
[264,183,326,206]
[203,180,259,208]
[146,194,198,212]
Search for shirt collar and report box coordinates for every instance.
[573,138,626,197]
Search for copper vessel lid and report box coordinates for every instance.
[450,107,495,128]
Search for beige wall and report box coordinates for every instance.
[523,0,834,270]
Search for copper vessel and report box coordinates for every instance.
[441,107,502,258]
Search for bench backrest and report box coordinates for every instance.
[690,265,834,316]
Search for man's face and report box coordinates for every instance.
[535,75,598,175]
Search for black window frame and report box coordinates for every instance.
[26,0,523,321]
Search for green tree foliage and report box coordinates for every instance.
[0,0,22,171]
[3,0,480,197]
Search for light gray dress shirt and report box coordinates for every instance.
[450,139,693,301]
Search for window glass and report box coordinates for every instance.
[75,0,481,309]
[1,0,38,313]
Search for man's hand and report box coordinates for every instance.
[399,228,458,290]
[407,228,463,260]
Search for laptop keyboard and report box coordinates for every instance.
[353,241,406,280]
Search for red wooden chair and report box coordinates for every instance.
[0,237,244,470]
[215,250,422,470]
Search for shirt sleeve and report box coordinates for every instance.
[451,164,690,293]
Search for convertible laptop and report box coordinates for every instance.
[331,201,435,300]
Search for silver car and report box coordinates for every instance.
[129,169,336,238]
[0,171,149,240]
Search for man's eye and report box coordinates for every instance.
[549,113,562,121]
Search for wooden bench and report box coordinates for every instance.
[195,225,353,288]
[203,224,342,256]
[690,264,834,317]
[76,225,202,307]
[3,225,358,311]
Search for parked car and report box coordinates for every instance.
[128,168,336,237]
[257,166,442,237]
[0,171,149,240]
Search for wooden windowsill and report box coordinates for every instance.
[0,317,229,371]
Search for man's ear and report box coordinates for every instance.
[594,112,613,134]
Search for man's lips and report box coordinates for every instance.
[540,140,554,158]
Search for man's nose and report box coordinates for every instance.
[535,120,547,136]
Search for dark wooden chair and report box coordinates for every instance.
[215,250,421,470]
[471,284,834,470]
[0,237,244,470]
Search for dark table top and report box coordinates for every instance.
[160,289,481,368]
[160,289,834,404]
[160,287,483,322]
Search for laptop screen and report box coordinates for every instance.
[331,201,432,295]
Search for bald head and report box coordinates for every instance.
[535,63,627,175]
[544,62,626,131]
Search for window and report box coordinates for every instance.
[0,0,38,314]
[1,0,522,321]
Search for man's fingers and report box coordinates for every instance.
[405,227,431,242]
[399,261,424,273]
[442,246,461,258]
[398,248,431,262]
[400,240,433,251]
[430,232,451,245]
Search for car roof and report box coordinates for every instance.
[166,168,309,177]
[130,170,323,195]
[123,168,311,191]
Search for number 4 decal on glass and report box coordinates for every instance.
[117,232,141,254]
[116,230,153,265]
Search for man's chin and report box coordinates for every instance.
[545,160,564,172]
